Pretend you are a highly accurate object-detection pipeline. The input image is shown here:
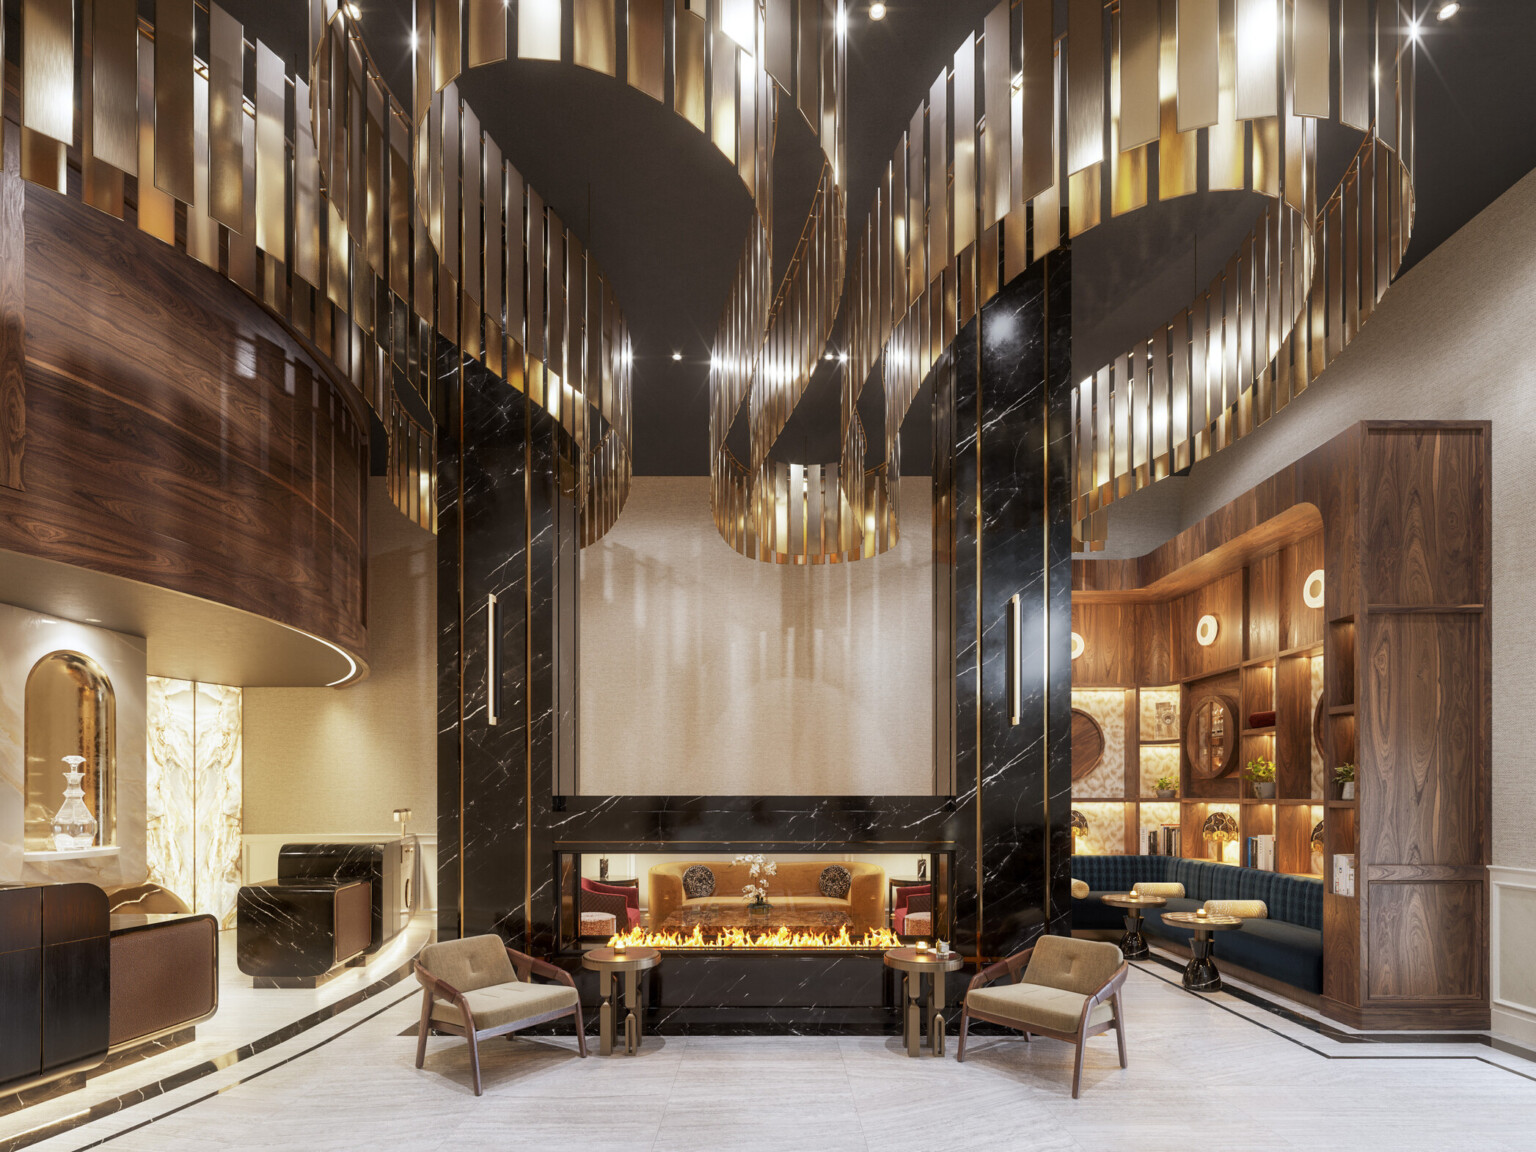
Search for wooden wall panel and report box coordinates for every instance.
[1367,880,1483,1000]
[1171,569,1243,680]
[0,135,24,490]
[0,188,368,659]
[1359,613,1482,867]
[1280,532,1324,650]
[1247,551,1279,659]
[1070,600,1136,685]
[1134,601,1171,684]
[1361,426,1486,608]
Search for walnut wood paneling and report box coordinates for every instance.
[1280,533,1324,649]
[1367,880,1484,1001]
[1135,601,1171,685]
[0,135,24,490]
[1070,600,1136,685]
[1361,426,1486,608]
[1359,613,1482,867]
[0,187,368,659]
[1171,570,1244,680]
[1248,551,1279,659]
[1275,654,1313,798]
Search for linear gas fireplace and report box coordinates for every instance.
[558,852,952,953]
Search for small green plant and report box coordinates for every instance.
[1243,756,1276,783]
[1153,775,1177,792]
[1334,763,1356,784]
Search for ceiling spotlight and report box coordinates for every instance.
[671,351,683,361]
[823,352,835,361]
[345,2,361,19]
[1408,17,1421,42]
[410,29,420,51]
[837,351,849,363]
[869,2,887,19]
[1436,2,1459,18]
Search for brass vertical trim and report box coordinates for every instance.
[487,592,500,726]
[973,308,984,955]
[153,0,195,203]
[524,389,535,944]
[1040,251,1053,932]
[92,0,138,175]
[208,5,245,230]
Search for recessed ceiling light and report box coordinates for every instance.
[869,2,887,19]
[1436,2,1459,19]
[1408,17,1422,42]
[823,352,835,361]
[671,351,682,361]
[837,351,849,363]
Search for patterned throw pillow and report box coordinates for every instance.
[1131,882,1186,898]
[1071,878,1090,900]
[681,864,716,899]
[1202,899,1267,919]
[819,865,852,899]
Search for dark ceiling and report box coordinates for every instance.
[227,1,1536,477]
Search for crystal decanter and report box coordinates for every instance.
[51,756,98,851]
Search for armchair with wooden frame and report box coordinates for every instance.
[956,934,1128,1098]
[414,934,587,1095]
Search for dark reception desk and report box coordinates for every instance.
[0,885,217,1102]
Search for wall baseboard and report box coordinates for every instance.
[1490,864,1536,1046]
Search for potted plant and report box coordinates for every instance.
[1335,762,1356,801]
[1154,775,1178,800]
[733,853,777,915]
[1244,756,1277,799]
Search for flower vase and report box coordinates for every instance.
[51,756,98,851]
[747,898,772,917]
[1255,782,1276,799]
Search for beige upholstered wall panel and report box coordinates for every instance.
[242,480,437,833]
[580,476,934,796]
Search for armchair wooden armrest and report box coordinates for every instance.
[969,946,1034,992]
[415,962,477,1030]
[1076,960,1129,1028]
[506,946,577,988]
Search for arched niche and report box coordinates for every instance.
[24,650,117,852]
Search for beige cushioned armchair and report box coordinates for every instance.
[647,860,886,934]
[414,935,585,1095]
[957,935,1128,1098]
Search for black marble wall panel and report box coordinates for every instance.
[939,251,1074,963]
[439,254,1071,1028]
[277,841,404,949]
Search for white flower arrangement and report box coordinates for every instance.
[734,854,777,905]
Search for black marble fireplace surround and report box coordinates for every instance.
[437,252,1072,1032]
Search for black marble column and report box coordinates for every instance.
[938,251,1074,962]
[438,345,576,946]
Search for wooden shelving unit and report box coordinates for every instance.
[1071,421,1492,1031]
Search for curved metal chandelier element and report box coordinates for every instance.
[834,0,1417,555]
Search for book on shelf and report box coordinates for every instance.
[1333,852,1357,897]
[1160,824,1181,858]
[1148,830,1159,855]
[1244,834,1277,871]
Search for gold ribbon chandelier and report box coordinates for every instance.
[837,0,1417,556]
[6,0,1418,559]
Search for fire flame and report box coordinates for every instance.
[607,924,902,950]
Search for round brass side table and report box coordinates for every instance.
[581,946,661,1055]
[1100,893,1167,960]
[1160,911,1242,992]
[883,947,964,1057]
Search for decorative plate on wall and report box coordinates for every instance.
[1071,709,1107,782]
[1186,696,1238,779]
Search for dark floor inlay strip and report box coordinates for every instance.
[1,961,417,1152]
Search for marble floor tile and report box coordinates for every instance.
[11,961,1536,1152]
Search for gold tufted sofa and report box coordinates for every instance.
[647,861,887,934]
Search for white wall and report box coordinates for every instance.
[1100,166,1536,1037]
[0,603,147,887]
[580,475,934,796]
[242,479,438,835]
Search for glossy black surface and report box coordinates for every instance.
[0,885,109,1092]
[235,882,368,980]
[438,258,1072,1029]
[277,841,404,950]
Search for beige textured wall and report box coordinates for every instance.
[242,480,437,833]
[580,476,934,796]
[1102,166,1536,868]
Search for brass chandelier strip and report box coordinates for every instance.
[831,0,1417,557]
